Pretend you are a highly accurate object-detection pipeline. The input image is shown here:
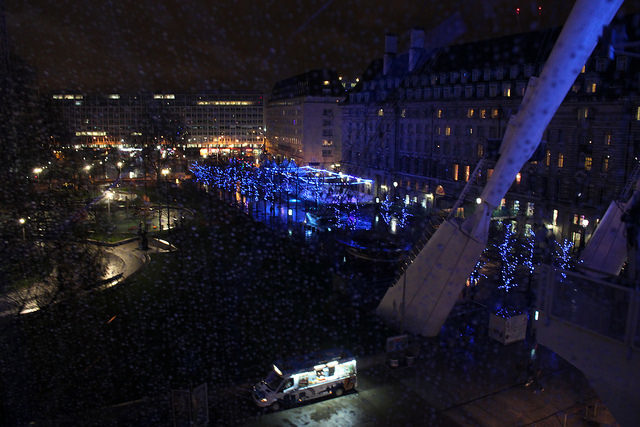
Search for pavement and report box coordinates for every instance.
[235,304,619,427]
[0,238,172,318]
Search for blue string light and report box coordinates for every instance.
[554,238,574,280]
[497,222,517,292]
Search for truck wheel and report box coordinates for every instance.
[335,387,344,397]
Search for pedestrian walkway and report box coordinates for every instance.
[240,306,619,426]
[0,238,173,318]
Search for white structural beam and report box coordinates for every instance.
[580,173,640,277]
[377,0,624,337]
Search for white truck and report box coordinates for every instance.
[252,349,357,410]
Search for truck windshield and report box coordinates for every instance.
[264,370,282,391]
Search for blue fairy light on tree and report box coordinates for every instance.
[497,222,518,292]
[553,239,575,280]
[519,228,536,276]
[379,195,394,225]
[397,203,413,229]
[468,257,487,287]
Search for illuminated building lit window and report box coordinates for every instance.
[581,64,586,73]
[545,150,551,166]
[453,163,459,181]
[558,153,564,168]
[378,109,384,116]
[437,109,443,118]
[602,156,609,172]
[464,165,470,182]
[605,133,612,145]
[590,83,597,93]
[516,172,522,184]
[527,202,534,217]
[480,109,487,119]
[636,106,640,121]
[445,126,451,136]
[585,156,592,171]
[491,108,499,119]
[579,107,589,119]
[467,108,474,118]
[553,209,558,226]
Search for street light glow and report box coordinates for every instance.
[161,168,170,176]
[33,167,43,174]
[18,218,25,224]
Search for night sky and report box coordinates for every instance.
[5,0,637,92]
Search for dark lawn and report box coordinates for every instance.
[0,195,393,424]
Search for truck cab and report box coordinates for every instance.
[252,349,357,410]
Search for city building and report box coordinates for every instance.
[342,19,640,244]
[265,69,345,168]
[50,91,266,158]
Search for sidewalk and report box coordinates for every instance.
[239,305,619,426]
[0,238,172,318]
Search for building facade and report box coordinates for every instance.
[51,91,265,157]
[342,20,640,244]
[265,69,345,168]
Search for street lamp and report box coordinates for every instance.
[106,191,113,217]
[117,161,123,182]
[161,168,170,230]
[18,218,25,240]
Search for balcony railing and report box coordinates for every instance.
[537,264,640,349]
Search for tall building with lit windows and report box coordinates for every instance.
[342,17,640,244]
[50,91,265,157]
[265,69,345,168]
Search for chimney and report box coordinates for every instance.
[409,28,425,72]
[383,33,398,76]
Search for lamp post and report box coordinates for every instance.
[18,218,25,240]
[162,168,170,230]
[106,191,113,217]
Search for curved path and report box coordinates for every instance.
[0,238,173,317]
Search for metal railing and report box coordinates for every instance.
[537,264,640,349]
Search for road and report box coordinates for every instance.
[207,309,618,426]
